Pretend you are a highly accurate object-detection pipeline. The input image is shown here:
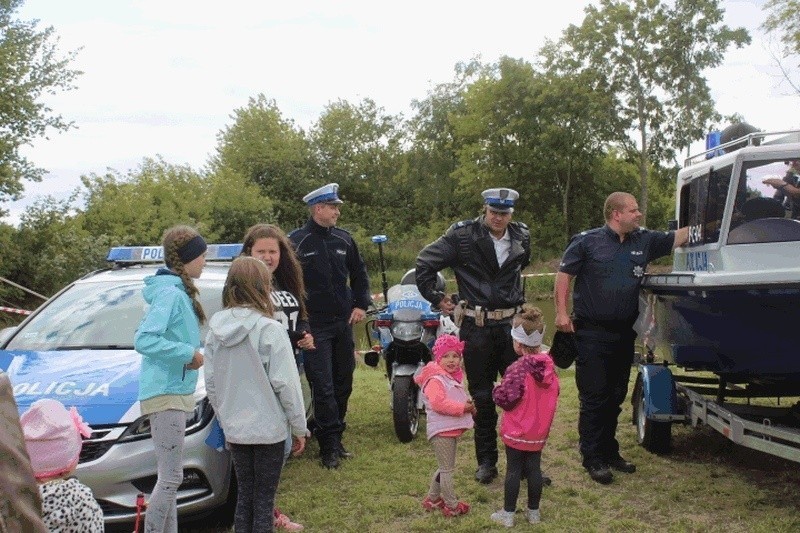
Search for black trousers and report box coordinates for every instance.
[574,327,636,467]
[304,319,355,453]
[503,447,543,512]
[229,442,285,533]
[460,317,517,467]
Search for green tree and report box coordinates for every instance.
[0,0,80,214]
[11,193,108,297]
[762,0,800,95]
[309,98,406,234]
[212,94,313,231]
[406,58,490,230]
[78,157,271,245]
[550,0,750,223]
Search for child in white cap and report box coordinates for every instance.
[21,398,104,532]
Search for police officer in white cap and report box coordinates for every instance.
[415,187,531,484]
[289,183,371,469]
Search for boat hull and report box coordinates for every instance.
[640,281,800,386]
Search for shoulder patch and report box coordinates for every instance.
[455,219,474,229]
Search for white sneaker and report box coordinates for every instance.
[526,508,541,524]
[490,509,514,527]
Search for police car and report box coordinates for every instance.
[0,244,312,525]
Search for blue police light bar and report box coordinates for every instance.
[371,234,388,244]
[705,130,723,159]
[106,243,243,262]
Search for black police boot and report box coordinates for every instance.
[320,449,340,469]
[336,442,354,459]
[474,462,498,484]
[607,456,636,473]
[585,461,613,484]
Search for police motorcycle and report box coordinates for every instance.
[363,235,450,443]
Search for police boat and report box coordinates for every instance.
[638,125,800,393]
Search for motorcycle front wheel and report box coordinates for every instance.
[392,375,419,443]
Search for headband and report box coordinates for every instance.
[176,235,207,264]
[511,323,545,347]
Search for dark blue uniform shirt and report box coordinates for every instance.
[289,219,371,323]
[559,225,674,327]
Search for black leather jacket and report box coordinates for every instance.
[415,216,530,310]
[289,219,371,323]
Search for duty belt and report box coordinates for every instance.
[462,305,520,327]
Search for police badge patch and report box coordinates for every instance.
[633,265,644,278]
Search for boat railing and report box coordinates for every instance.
[685,128,800,167]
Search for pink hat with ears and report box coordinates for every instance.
[20,399,92,480]
[432,334,465,363]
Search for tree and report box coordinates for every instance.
[549,0,750,223]
[0,0,81,214]
[78,157,271,245]
[762,0,800,95]
[407,58,490,232]
[212,95,313,231]
[309,98,406,234]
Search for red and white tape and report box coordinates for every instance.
[370,272,555,302]
[0,306,32,316]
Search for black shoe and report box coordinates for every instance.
[336,443,354,459]
[607,457,636,473]
[585,462,613,484]
[474,463,498,484]
[320,451,340,469]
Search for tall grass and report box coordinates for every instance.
[182,363,800,533]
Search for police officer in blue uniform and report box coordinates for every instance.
[554,191,688,484]
[416,188,530,484]
[289,183,371,469]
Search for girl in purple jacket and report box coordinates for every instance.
[490,305,559,527]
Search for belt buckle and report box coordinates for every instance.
[474,305,485,327]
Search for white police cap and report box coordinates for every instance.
[303,183,344,206]
[481,188,519,212]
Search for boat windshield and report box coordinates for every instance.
[728,157,800,245]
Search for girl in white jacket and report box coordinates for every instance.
[204,256,308,533]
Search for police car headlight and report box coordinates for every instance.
[391,321,423,342]
[118,399,214,443]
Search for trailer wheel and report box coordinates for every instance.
[632,376,671,453]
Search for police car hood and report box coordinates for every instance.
[207,308,263,347]
[0,349,205,426]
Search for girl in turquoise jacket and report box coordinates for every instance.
[133,225,207,533]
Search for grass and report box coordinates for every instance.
[179,361,800,533]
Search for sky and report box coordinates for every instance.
[5,0,798,226]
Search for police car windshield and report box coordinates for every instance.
[4,279,224,352]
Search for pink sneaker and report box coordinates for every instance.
[441,501,470,517]
[421,496,445,511]
[274,509,304,531]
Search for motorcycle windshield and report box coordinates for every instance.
[386,284,433,316]
[386,284,433,342]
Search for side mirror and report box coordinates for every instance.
[363,351,380,367]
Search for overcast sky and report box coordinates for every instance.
[5,0,797,225]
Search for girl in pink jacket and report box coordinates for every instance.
[490,305,559,527]
[414,334,476,518]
